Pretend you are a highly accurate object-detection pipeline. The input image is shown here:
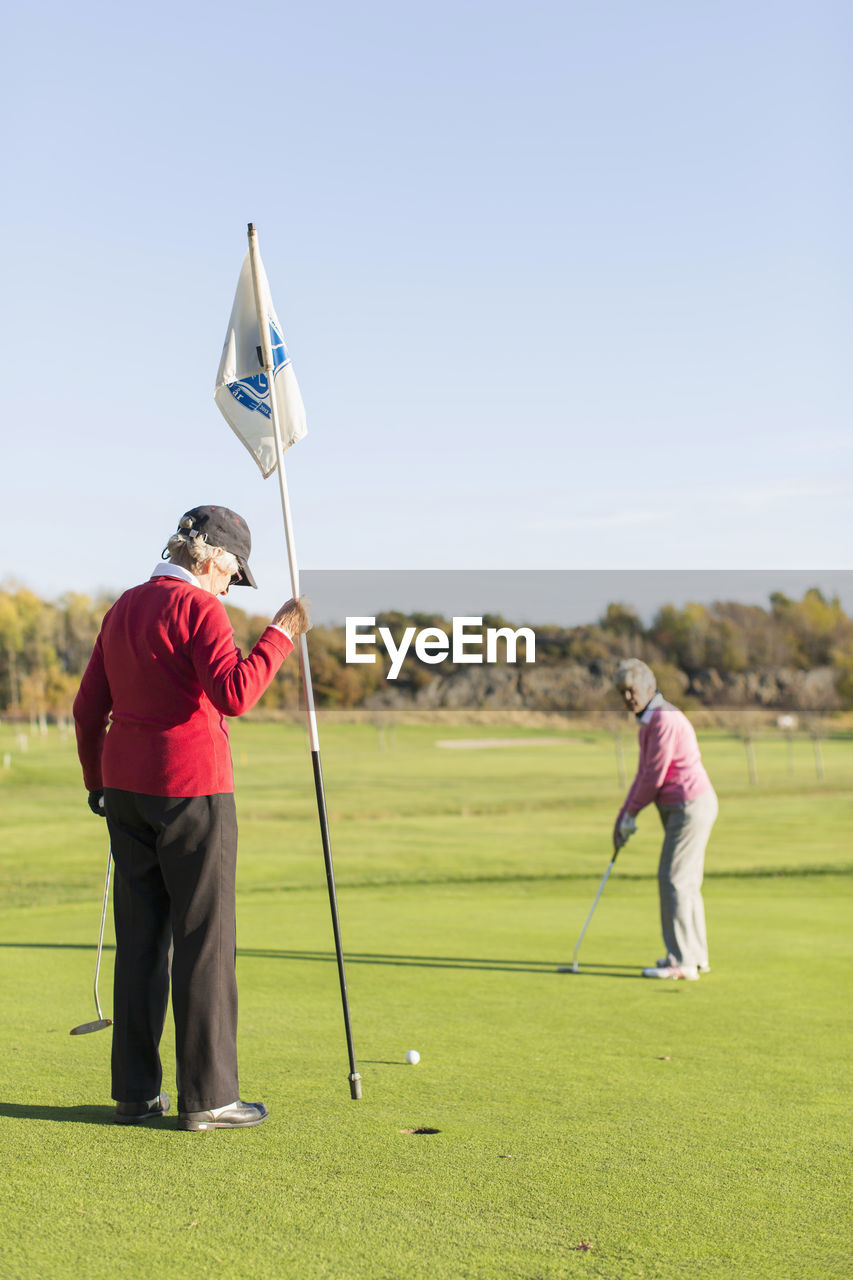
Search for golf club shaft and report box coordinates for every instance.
[93,846,112,1022]
[572,856,616,969]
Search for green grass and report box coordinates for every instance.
[0,720,850,1279]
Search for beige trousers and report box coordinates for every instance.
[656,788,718,969]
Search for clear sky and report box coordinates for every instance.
[1,1,850,619]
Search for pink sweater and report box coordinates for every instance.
[617,699,712,825]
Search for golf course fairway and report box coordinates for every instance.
[1,720,850,1280]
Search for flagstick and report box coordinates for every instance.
[247,223,362,1101]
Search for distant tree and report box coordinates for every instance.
[599,602,643,638]
[832,641,853,708]
[654,663,690,703]
[649,603,712,674]
[769,588,853,668]
[224,603,252,656]
[791,589,852,666]
[57,592,104,673]
[0,590,23,709]
[712,601,795,668]
[704,617,748,674]
[561,625,612,665]
[45,667,79,722]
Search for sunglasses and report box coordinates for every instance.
[214,551,243,589]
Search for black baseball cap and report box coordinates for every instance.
[177,505,258,588]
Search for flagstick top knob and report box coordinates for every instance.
[248,222,256,235]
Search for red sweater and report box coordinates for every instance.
[73,575,294,796]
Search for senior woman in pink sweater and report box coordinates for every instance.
[613,659,718,980]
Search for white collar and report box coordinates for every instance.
[638,691,664,724]
[150,562,202,588]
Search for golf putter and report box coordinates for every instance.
[558,821,634,973]
[70,846,113,1035]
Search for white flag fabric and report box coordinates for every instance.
[214,251,307,477]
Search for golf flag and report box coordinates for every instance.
[214,250,307,477]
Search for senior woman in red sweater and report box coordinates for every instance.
[74,505,309,1130]
[613,659,718,981]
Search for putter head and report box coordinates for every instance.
[70,1018,112,1036]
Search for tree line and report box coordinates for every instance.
[1,583,851,721]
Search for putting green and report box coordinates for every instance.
[0,721,850,1279]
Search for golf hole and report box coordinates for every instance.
[399,1127,440,1136]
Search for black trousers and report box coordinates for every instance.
[104,789,240,1113]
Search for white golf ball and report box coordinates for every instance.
[405,1049,420,1065]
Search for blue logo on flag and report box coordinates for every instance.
[227,319,291,419]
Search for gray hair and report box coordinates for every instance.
[613,658,656,693]
[163,532,239,579]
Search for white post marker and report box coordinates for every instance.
[216,224,361,1100]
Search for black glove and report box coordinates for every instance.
[88,789,106,817]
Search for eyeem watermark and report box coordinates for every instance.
[345,616,536,680]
